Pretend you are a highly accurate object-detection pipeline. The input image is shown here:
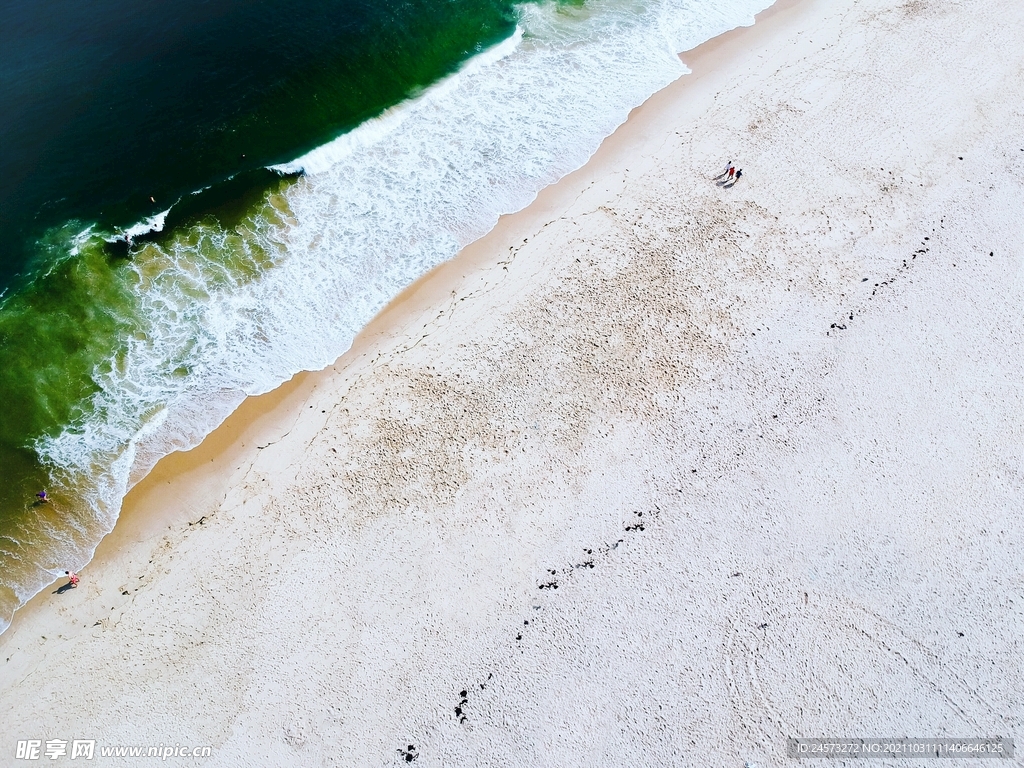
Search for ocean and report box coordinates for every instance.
[0,0,771,631]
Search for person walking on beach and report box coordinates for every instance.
[734,169,743,182]
[728,165,735,180]
[65,570,79,588]
[722,160,732,177]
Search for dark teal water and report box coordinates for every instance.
[0,0,520,286]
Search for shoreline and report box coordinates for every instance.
[2,0,809,639]
[3,0,1022,762]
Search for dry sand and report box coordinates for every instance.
[2,0,1023,764]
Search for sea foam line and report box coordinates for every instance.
[272,28,525,176]
[122,209,171,240]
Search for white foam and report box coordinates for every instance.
[272,28,525,176]
[67,225,96,258]
[121,209,170,240]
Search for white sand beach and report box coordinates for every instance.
[2,0,1023,764]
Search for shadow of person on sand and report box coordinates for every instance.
[53,582,76,594]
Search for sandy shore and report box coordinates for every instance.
[3,0,1024,764]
